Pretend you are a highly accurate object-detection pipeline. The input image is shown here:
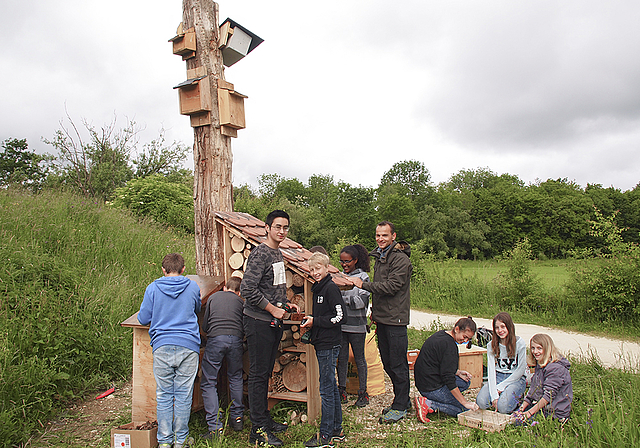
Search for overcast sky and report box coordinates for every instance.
[2,0,639,191]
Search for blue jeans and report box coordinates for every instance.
[421,376,470,417]
[316,346,343,439]
[153,345,199,445]
[476,372,526,414]
[201,335,245,430]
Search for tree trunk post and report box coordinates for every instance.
[182,0,233,276]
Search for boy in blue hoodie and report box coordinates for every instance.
[138,253,201,448]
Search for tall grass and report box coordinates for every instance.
[0,189,195,447]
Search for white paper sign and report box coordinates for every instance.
[113,433,131,448]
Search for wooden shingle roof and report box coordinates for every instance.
[215,211,353,288]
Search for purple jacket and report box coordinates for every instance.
[524,357,573,419]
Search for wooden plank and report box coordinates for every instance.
[304,279,321,422]
[189,112,211,127]
[131,328,156,422]
[220,125,238,138]
[268,391,307,402]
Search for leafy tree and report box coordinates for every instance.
[44,115,136,200]
[379,160,433,210]
[0,138,49,192]
[133,130,189,178]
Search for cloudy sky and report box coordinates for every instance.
[2,0,639,191]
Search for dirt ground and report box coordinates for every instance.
[25,382,133,448]
[24,370,479,448]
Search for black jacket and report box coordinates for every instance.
[361,240,412,326]
[309,274,345,351]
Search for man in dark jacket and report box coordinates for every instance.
[351,221,412,423]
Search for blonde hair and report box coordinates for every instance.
[308,252,330,268]
[527,333,562,367]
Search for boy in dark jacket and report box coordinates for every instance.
[301,252,345,447]
[137,253,201,448]
[201,276,245,439]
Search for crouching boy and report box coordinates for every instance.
[300,253,346,447]
[137,253,201,448]
[201,276,245,439]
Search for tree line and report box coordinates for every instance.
[234,162,640,260]
[2,118,639,259]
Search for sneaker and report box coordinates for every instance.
[382,400,412,415]
[339,388,348,403]
[268,419,288,433]
[200,428,223,440]
[230,416,243,431]
[414,396,434,423]
[353,392,369,408]
[158,444,172,448]
[304,433,334,447]
[250,426,283,447]
[174,436,194,448]
[379,409,407,424]
[331,429,346,443]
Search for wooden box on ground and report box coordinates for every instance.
[458,409,512,432]
[111,422,158,448]
[407,349,420,370]
[458,345,487,388]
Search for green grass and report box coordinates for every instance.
[0,189,195,447]
[456,259,574,287]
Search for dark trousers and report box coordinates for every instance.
[201,335,244,431]
[337,332,367,394]
[420,376,470,416]
[243,315,283,429]
[376,323,410,410]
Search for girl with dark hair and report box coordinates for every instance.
[336,244,371,407]
[476,312,527,413]
[413,317,479,420]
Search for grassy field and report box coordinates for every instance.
[456,259,573,287]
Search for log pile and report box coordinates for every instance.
[269,324,308,394]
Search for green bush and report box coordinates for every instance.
[496,237,546,311]
[567,209,640,324]
[111,175,195,232]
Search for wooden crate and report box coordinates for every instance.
[458,345,486,388]
[458,409,512,432]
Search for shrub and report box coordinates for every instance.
[496,238,545,310]
[111,175,194,232]
[567,209,640,323]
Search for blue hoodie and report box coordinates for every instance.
[138,275,201,353]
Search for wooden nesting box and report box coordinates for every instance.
[121,275,223,422]
[458,409,512,432]
[458,345,487,388]
[174,75,212,116]
[169,26,196,60]
[217,79,247,137]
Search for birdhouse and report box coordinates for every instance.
[169,24,196,60]
[217,79,247,137]
[219,18,264,67]
[174,75,212,116]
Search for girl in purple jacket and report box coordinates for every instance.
[514,334,573,422]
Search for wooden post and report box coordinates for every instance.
[182,0,233,276]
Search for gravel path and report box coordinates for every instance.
[409,309,640,370]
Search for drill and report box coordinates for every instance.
[270,301,295,328]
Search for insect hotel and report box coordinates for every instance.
[121,211,352,424]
